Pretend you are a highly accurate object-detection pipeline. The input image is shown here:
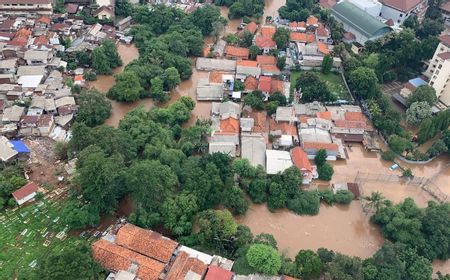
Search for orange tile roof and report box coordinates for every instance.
[316,111,332,120]
[237,60,258,67]
[303,142,338,151]
[261,65,280,74]
[344,111,365,122]
[220,117,239,133]
[261,26,276,37]
[245,22,258,34]
[204,265,234,280]
[15,28,31,38]
[298,115,310,123]
[258,76,272,92]
[290,32,315,43]
[37,16,51,25]
[289,21,306,28]
[33,35,48,45]
[251,111,267,132]
[271,79,284,94]
[318,42,330,55]
[74,75,84,82]
[115,224,178,264]
[334,120,367,129]
[165,251,208,280]
[316,24,329,37]
[92,239,165,280]
[203,46,210,57]
[209,71,223,84]
[225,46,249,59]
[291,146,313,172]
[307,15,319,26]
[269,119,297,135]
[255,35,276,48]
[283,276,301,280]
[257,55,276,66]
[244,76,258,91]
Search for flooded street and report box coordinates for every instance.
[238,202,383,259]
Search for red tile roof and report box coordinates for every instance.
[15,28,31,37]
[225,46,249,59]
[317,111,332,120]
[318,42,330,55]
[440,34,450,48]
[316,25,329,37]
[261,64,280,74]
[220,117,239,133]
[65,3,79,14]
[251,111,267,132]
[37,16,51,25]
[289,21,306,28]
[271,79,284,94]
[255,35,276,48]
[115,223,178,263]
[209,71,223,84]
[92,239,165,280]
[257,55,276,66]
[290,32,315,43]
[258,76,272,92]
[237,60,258,67]
[291,146,313,173]
[12,181,38,201]
[244,76,258,91]
[260,26,276,37]
[334,120,367,129]
[245,22,258,34]
[204,265,234,280]
[303,142,339,151]
[344,111,365,122]
[33,35,49,45]
[319,0,337,8]
[165,251,208,280]
[269,119,297,135]
[381,0,422,12]
[307,15,319,26]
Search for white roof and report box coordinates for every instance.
[17,75,43,88]
[241,134,266,168]
[24,50,49,61]
[275,106,296,122]
[179,246,213,265]
[55,96,75,108]
[0,136,18,162]
[17,65,46,77]
[196,58,236,71]
[266,149,292,174]
[209,142,236,157]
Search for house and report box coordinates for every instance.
[211,101,241,119]
[379,0,428,25]
[275,106,296,123]
[423,35,450,106]
[12,181,38,205]
[261,65,280,76]
[346,0,383,18]
[266,150,293,174]
[117,16,132,31]
[255,35,276,54]
[225,46,249,60]
[0,58,17,74]
[332,182,361,198]
[320,0,337,9]
[93,6,114,20]
[245,22,258,34]
[290,32,316,43]
[37,114,54,136]
[306,15,319,29]
[396,77,428,106]
[288,21,306,32]
[303,142,339,160]
[212,39,227,57]
[197,78,224,101]
[204,265,234,280]
[316,24,330,42]
[258,76,272,95]
[196,58,236,72]
[0,0,53,15]
[257,55,277,66]
[2,105,25,123]
[331,1,392,44]
[0,136,18,162]
[244,76,258,92]
[241,134,266,168]
[165,251,209,280]
[291,146,318,184]
[0,99,4,114]
[19,115,40,136]
[236,60,260,80]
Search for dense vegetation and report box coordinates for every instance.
[0,164,27,210]
[214,0,265,19]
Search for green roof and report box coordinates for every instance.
[331,1,391,38]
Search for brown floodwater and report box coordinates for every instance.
[263,0,286,20]
[237,202,383,259]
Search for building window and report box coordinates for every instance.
[400,14,403,17]
[436,59,439,62]
[430,81,434,85]
[432,64,437,68]
[439,64,443,69]
[436,70,440,75]
[379,12,382,16]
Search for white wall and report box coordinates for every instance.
[17,192,36,205]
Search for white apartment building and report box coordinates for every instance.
[424,35,450,107]
[0,0,52,15]
[379,0,428,25]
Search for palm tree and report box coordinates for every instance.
[363,192,386,213]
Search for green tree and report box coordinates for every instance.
[363,192,386,212]
[198,209,238,249]
[162,193,199,236]
[334,190,354,204]
[150,77,169,103]
[273,27,291,49]
[321,55,333,74]
[107,71,143,102]
[314,149,327,166]
[287,191,320,215]
[407,85,437,107]
[61,199,100,229]
[224,186,249,215]
[246,244,282,275]
[91,47,111,75]
[297,72,335,102]
[115,0,134,17]
[388,135,413,154]
[76,89,111,127]
[163,67,181,90]
[248,178,268,203]
[101,40,122,68]
[244,90,265,110]
[189,5,225,36]
[249,45,261,60]
[240,30,254,47]
[277,56,286,70]
[406,101,432,126]
[325,253,363,280]
[318,163,334,181]
[295,250,323,279]
[349,67,379,100]
[254,233,278,249]
[33,244,101,280]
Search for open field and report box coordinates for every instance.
[0,198,85,279]
[290,71,351,101]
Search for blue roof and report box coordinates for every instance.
[9,140,30,153]
[409,77,427,88]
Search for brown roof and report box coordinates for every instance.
[347,182,361,198]
[33,35,49,45]
[115,223,178,263]
[334,119,367,129]
[291,146,313,173]
[344,111,365,122]
[220,117,240,133]
[303,142,339,151]
[257,55,276,66]
[65,3,79,14]
[442,1,450,12]
[319,0,336,8]
[204,265,234,280]
[245,22,258,34]
[316,25,329,37]
[225,46,249,59]
[290,32,316,43]
[165,251,208,280]
[271,79,284,94]
[92,239,165,280]
[244,76,258,91]
[37,16,50,25]
[12,181,38,201]
[438,52,450,60]
[37,114,53,127]
[93,5,114,16]
[258,76,272,92]
[209,71,223,84]
[251,111,267,132]
[260,26,276,37]
[255,35,276,48]
[307,15,319,26]
[237,60,258,67]
[20,115,39,125]
[381,0,422,12]
[269,119,297,135]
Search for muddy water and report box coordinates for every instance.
[237,202,383,259]
[263,0,286,20]
[220,6,241,34]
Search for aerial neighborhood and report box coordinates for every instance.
[0,0,449,279]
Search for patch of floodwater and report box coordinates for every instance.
[263,0,286,20]
[237,202,383,259]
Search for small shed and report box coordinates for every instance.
[12,181,39,205]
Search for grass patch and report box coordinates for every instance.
[0,199,84,278]
[290,71,352,101]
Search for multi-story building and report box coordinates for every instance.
[0,0,52,15]
[423,35,450,107]
[441,1,450,26]
[379,0,428,25]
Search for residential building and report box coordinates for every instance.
[241,134,266,168]
[93,6,114,20]
[379,0,428,25]
[204,265,234,280]
[424,34,450,106]
[266,150,293,174]
[196,58,236,72]
[331,1,392,44]
[0,0,53,15]
[258,76,272,95]
[0,136,18,162]
[291,146,318,184]
[12,181,38,205]
[236,60,261,80]
[225,46,249,60]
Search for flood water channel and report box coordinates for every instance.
[89,1,449,274]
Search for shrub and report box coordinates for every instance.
[381,151,396,162]
[287,191,320,215]
[318,163,334,181]
[334,190,354,204]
